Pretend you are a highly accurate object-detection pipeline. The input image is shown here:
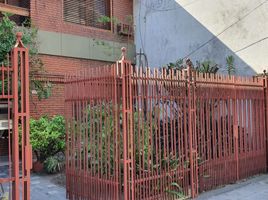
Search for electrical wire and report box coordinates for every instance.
[235,37,268,53]
[183,0,268,59]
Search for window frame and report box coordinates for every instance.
[62,0,113,31]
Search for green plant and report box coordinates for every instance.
[97,15,133,36]
[165,182,187,199]
[165,59,219,74]
[0,12,52,99]
[166,59,184,71]
[226,55,235,76]
[196,60,219,74]
[30,115,65,162]
[44,154,65,174]
[97,15,119,25]
[0,13,15,63]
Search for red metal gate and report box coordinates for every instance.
[65,48,267,200]
[0,33,32,200]
[195,73,267,192]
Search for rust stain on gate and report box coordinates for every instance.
[0,33,31,200]
[65,49,267,199]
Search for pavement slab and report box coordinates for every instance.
[196,174,268,200]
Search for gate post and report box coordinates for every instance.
[118,48,135,200]
[232,76,239,181]
[12,32,20,200]
[186,60,198,198]
[263,72,268,172]
[12,33,32,200]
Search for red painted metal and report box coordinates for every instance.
[0,33,32,200]
[65,49,268,200]
[196,73,266,192]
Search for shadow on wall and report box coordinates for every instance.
[134,0,268,75]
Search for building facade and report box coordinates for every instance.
[0,0,134,155]
[1,0,134,118]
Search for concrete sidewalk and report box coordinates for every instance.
[197,174,268,200]
[1,159,267,200]
[0,164,66,200]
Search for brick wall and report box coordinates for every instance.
[30,55,112,119]
[29,0,133,118]
[30,0,133,43]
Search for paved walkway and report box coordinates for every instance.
[0,165,66,200]
[30,174,66,200]
[197,174,268,200]
[1,161,268,200]
[25,174,268,200]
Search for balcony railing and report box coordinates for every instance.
[0,0,30,17]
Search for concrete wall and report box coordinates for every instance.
[134,0,268,75]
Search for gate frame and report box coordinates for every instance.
[0,32,32,200]
[120,48,135,200]
[263,75,268,171]
[186,63,199,198]
[64,47,268,200]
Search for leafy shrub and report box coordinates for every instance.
[165,182,187,199]
[30,115,65,162]
[0,12,52,99]
[165,58,219,74]
[44,153,65,174]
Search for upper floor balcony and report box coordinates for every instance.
[0,0,30,24]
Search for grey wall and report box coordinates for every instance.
[134,0,268,75]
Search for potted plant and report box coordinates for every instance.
[30,115,65,172]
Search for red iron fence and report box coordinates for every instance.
[0,33,31,200]
[65,49,267,200]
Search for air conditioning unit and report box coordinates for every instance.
[117,23,133,37]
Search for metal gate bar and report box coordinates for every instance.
[65,49,268,200]
[0,32,31,200]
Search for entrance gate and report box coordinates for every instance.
[65,48,267,200]
[0,33,31,200]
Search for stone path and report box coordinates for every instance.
[30,174,66,200]
[0,165,66,200]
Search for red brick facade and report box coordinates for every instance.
[29,0,133,118]
[30,0,133,42]
[30,55,111,118]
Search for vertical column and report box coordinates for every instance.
[21,33,32,200]
[186,60,198,198]
[12,32,32,200]
[120,48,135,200]
[11,39,20,200]
[263,73,268,172]
[232,76,239,181]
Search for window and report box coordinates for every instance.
[63,0,111,30]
